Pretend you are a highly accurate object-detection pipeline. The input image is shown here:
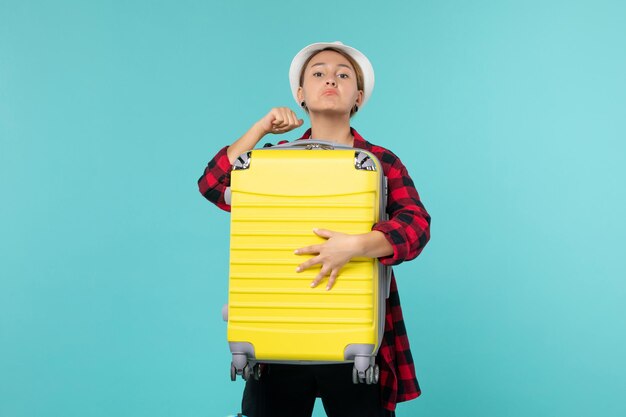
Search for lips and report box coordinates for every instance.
[322,89,338,96]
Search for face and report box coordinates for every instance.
[297,50,363,116]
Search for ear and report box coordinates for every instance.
[297,86,304,103]
[355,89,364,106]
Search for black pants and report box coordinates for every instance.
[241,363,395,417]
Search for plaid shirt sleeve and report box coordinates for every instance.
[370,146,431,266]
[371,146,430,410]
[197,146,233,212]
[352,131,430,411]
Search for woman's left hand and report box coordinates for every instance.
[294,228,361,290]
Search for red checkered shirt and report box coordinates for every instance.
[197,128,431,411]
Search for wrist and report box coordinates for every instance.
[358,231,393,259]
[352,233,368,258]
[253,119,270,137]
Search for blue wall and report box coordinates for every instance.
[1,1,625,416]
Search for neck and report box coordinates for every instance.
[308,112,353,146]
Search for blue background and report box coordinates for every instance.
[1,0,625,416]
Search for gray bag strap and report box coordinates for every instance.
[269,139,354,150]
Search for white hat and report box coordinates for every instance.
[289,41,375,108]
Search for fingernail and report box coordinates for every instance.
[294,250,299,254]
[296,267,301,272]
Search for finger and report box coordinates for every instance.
[285,110,297,128]
[326,269,339,290]
[270,126,289,134]
[296,256,321,272]
[277,108,291,128]
[294,245,321,255]
[271,116,284,128]
[311,266,330,288]
[274,109,303,133]
[275,108,290,125]
[271,122,294,134]
[289,111,302,129]
[313,228,334,239]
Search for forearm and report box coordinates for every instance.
[226,121,268,164]
[355,230,393,259]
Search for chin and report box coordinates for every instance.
[310,107,351,117]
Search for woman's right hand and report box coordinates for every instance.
[257,107,304,135]
[227,107,304,164]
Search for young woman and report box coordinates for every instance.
[198,41,431,417]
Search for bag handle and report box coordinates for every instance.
[269,139,354,150]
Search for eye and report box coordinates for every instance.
[313,72,323,77]
[338,73,350,79]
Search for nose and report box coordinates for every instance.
[326,78,336,87]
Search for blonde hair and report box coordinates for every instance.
[298,47,364,117]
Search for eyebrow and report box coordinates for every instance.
[311,62,353,71]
